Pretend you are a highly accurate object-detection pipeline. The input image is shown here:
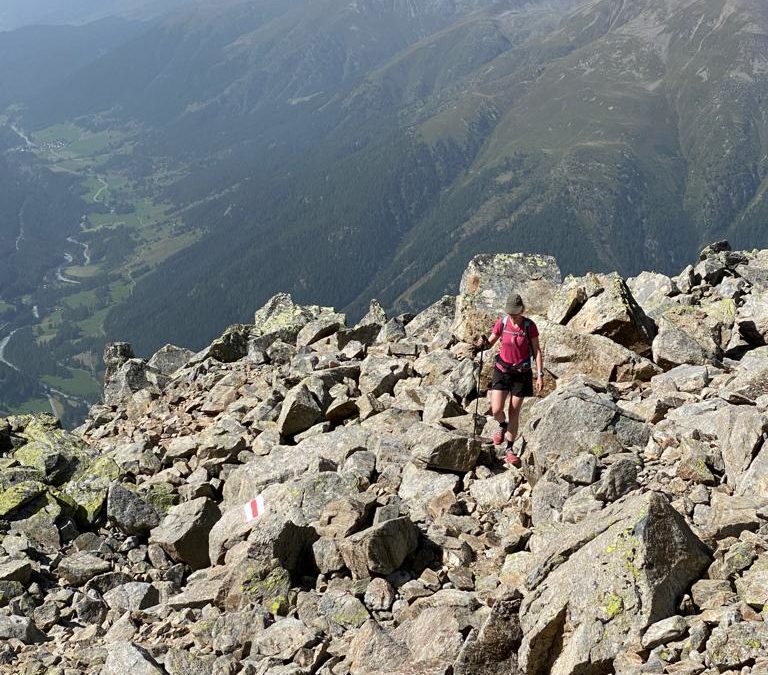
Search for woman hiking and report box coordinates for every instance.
[476,293,544,467]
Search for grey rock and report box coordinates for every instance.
[642,615,688,649]
[722,346,768,400]
[566,272,655,355]
[364,578,396,611]
[557,453,599,486]
[312,537,345,574]
[706,622,768,670]
[519,492,709,675]
[406,295,455,343]
[103,358,153,406]
[107,483,161,536]
[704,492,760,540]
[593,458,639,502]
[276,382,324,437]
[469,471,520,511]
[103,582,159,612]
[522,380,649,481]
[296,312,345,347]
[626,271,677,320]
[254,617,319,660]
[0,615,44,644]
[164,649,216,675]
[147,344,193,376]
[102,641,165,675]
[407,423,480,473]
[538,319,659,384]
[103,342,135,382]
[454,589,523,675]
[251,293,334,350]
[736,291,768,346]
[0,557,32,585]
[150,497,221,570]
[57,551,111,586]
[340,517,420,578]
[243,514,317,574]
[663,400,767,491]
[398,463,459,522]
[653,316,714,369]
[530,478,570,526]
[359,356,409,398]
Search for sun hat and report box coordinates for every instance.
[505,293,524,315]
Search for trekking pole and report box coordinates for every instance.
[473,340,484,442]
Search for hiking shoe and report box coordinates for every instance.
[492,429,505,445]
[505,450,521,468]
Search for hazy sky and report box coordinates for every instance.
[0,0,186,31]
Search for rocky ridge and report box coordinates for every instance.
[1,243,768,674]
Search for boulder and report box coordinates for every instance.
[522,380,649,481]
[340,517,420,578]
[103,342,134,382]
[453,253,561,342]
[251,293,335,350]
[103,582,160,612]
[254,617,319,660]
[102,642,165,675]
[150,497,221,570]
[566,273,655,354]
[547,275,599,324]
[398,463,460,522]
[519,492,710,675]
[626,271,677,320]
[103,358,153,406]
[296,312,345,347]
[706,622,768,670]
[147,344,193,375]
[721,346,768,400]
[406,423,480,473]
[454,589,523,675]
[276,382,323,437]
[663,400,767,491]
[734,248,768,290]
[653,316,714,369]
[57,552,111,586]
[406,295,455,343]
[537,319,659,384]
[359,357,409,397]
[0,615,44,644]
[62,455,121,524]
[107,483,161,535]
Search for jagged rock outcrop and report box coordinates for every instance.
[1,243,768,674]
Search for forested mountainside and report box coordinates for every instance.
[52,0,768,354]
[2,0,768,420]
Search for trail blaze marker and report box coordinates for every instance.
[243,495,266,522]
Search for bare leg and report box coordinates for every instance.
[506,395,524,443]
[491,389,509,426]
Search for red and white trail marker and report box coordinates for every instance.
[243,495,266,522]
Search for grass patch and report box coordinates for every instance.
[42,368,100,398]
[62,288,99,309]
[78,307,110,337]
[6,398,52,415]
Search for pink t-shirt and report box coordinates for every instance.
[492,315,539,365]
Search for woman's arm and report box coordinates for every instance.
[532,335,544,393]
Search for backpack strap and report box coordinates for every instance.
[523,318,534,367]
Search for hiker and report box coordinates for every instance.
[476,293,544,466]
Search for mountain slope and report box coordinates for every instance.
[10,0,768,355]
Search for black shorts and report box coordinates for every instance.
[491,367,533,396]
